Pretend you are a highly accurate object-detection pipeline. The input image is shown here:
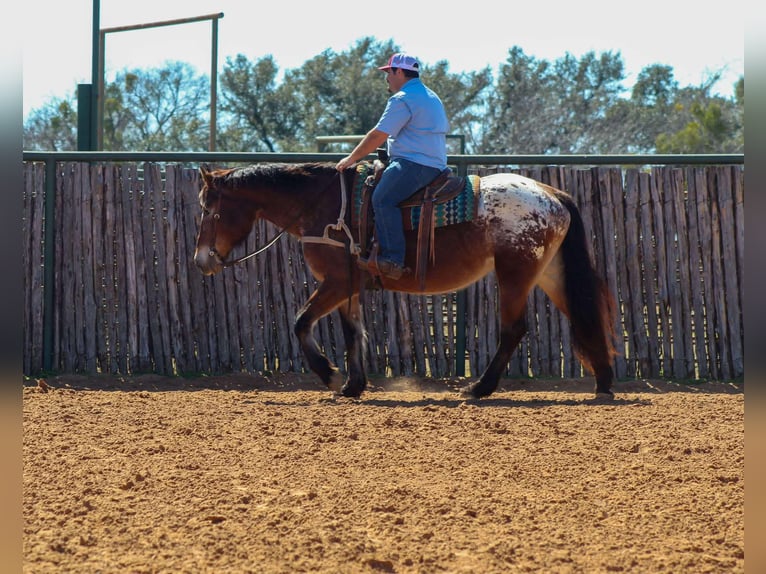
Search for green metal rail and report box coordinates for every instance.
[23,151,744,165]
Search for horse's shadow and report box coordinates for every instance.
[262,394,652,409]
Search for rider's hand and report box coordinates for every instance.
[336,156,355,172]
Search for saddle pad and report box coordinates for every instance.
[405,175,481,231]
[350,164,480,231]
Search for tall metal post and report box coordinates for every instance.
[77,84,93,151]
[454,135,467,377]
[210,18,218,151]
[91,0,100,149]
[455,156,468,377]
[97,29,106,149]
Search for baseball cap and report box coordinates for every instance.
[378,53,420,72]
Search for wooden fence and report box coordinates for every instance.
[22,161,744,381]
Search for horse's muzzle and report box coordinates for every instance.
[193,247,223,276]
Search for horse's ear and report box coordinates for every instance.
[199,164,213,186]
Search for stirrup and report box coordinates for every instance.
[376,259,404,280]
[357,246,407,281]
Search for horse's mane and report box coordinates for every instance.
[222,162,337,190]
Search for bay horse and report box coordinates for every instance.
[194,162,616,399]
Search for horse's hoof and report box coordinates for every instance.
[460,381,496,399]
[327,371,344,394]
[593,391,615,401]
[459,384,487,399]
[339,383,363,399]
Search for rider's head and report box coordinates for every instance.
[378,53,420,92]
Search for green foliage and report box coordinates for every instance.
[23,40,744,154]
[480,48,629,154]
[217,54,296,151]
[423,60,492,152]
[480,47,551,154]
[656,101,734,153]
[103,62,210,151]
[23,93,78,151]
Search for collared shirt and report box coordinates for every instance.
[374,78,449,170]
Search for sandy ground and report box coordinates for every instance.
[23,374,744,573]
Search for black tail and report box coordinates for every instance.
[555,191,616,375]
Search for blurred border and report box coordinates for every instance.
[2,4,22,571]
[745,11,763,573]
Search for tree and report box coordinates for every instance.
[103,61,210,151]
[270,37,397,151]
[654,75,743,154]
[656,100,734,153]
[217,38,491,154]
[729,76,744,152]
[421,61,492,153]
[23,62,211,151]
[480,47,554,154]
[480,48,627,154]
[601,64,680,153]
[23,93,78,151]
[24,43,744,155]
[217,54,299,152]
[548,50,626,153]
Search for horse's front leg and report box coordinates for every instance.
[336,294,368,398]
[294,286,346,394]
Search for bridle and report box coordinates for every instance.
[203,170,346,268]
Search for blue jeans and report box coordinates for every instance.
[372,158,442,266]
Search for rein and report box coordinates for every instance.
[301,172,360,255]
[209,170,349,268]
[219,228,288,267]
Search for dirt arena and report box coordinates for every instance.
[23,373,744,573]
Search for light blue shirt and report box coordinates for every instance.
[374,78,449,170]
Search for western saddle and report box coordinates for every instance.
[358,151,465,290]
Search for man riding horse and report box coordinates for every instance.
[335,53,449,280]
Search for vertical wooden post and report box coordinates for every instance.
[42,159,56,371]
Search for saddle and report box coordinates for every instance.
[358,152,466,290]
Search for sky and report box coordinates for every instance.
[23,0,744,120]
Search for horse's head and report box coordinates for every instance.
[193,165,259,275]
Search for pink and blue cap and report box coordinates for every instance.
[378,53,420,72]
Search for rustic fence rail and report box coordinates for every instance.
[22,157,744,381]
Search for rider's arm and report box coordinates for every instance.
[336,129,389,171]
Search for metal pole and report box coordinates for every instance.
[454,158,468,377]
[90,0,100,150]
[209,17,219,151]
[97,29,105,150]
[77,84,93,151]
[100,12,224,34]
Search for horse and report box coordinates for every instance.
[194,162,617,399]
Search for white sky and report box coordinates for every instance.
[23,0,744,119]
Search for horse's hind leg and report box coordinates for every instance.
[462,314,527,398]
[462,273,533,399]
[537,251,615,398]
[336,294,368,398]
